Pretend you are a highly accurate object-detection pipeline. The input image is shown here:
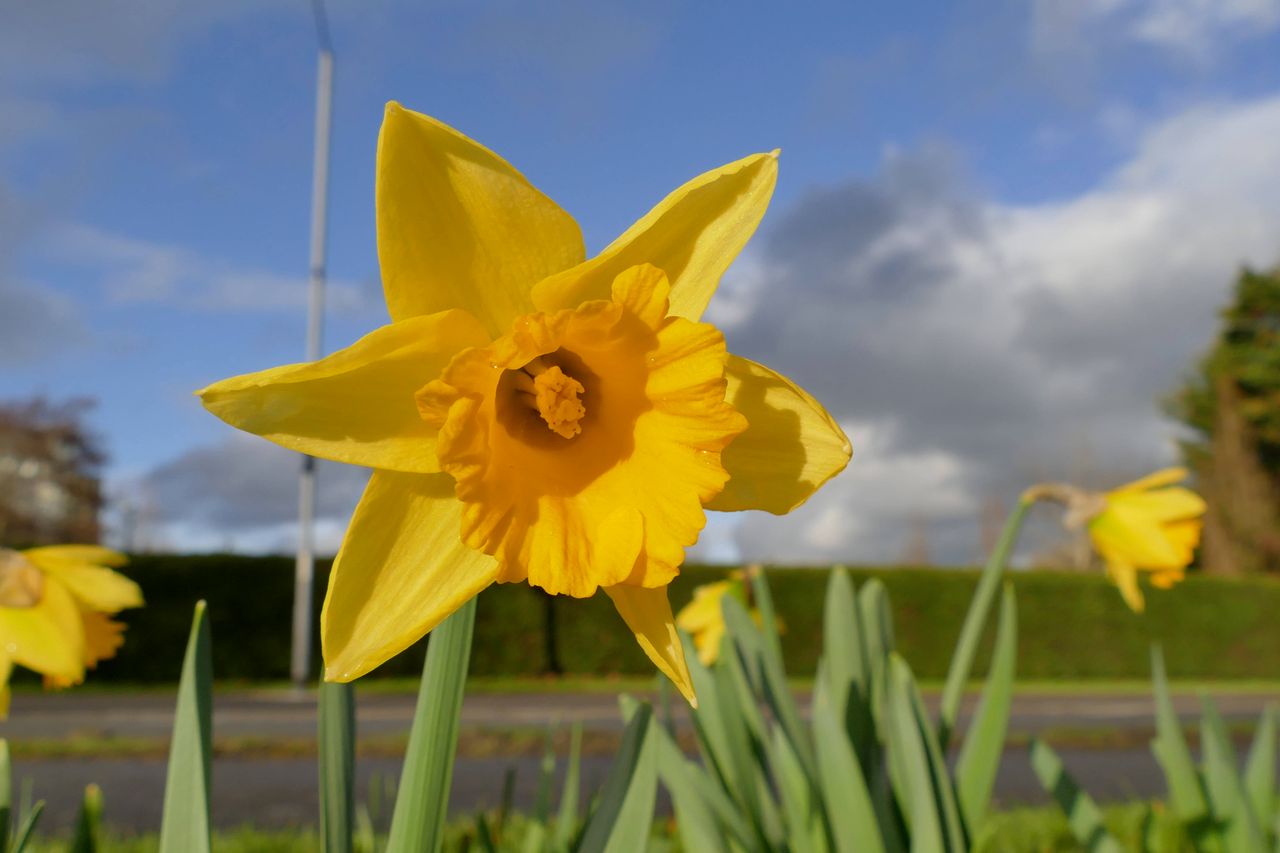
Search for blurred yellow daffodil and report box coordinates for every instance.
[676,579,742,666]
[1027,468,1205,612]
[199,103,850,703]
[1086,469,1204,612]
[0,546,142,715]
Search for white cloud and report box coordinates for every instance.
[49,224,377,315]
[721,94,1280,564]
[1031,0,1280,62]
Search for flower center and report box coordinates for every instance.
[514,356,586,439]
[0,549,44,609]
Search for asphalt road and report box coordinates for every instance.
[1,687,1274,831]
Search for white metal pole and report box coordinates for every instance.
[292,22,333,689]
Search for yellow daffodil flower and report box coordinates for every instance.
[1086,468,1204,612]
[1026,468,1205,613]
[676,579,741,666]
[198,103,851,702]
[0,546,142,715]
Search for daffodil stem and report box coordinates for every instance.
[386,597,477,853]
[938,496,1034,750]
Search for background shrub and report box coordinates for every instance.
[79,555,1280,682]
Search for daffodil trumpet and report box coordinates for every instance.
[199,103,851,704]
[0,545,142,716]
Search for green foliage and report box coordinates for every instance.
[1173,267,1280,472]
[83,556,1280,682]
[157,601,212,853]
[1035,645,1280,851]
[638,556,1022,852]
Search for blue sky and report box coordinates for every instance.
[5,0,1280,561]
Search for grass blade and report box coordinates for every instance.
[1029,738,1123,853]
[1200,695,1265,850]
[939,499,1030,750]
[954,582,1018,834]
[386,597,478,853]
[553,722,584,851]
[319,681,356,853]
[1243,704,1276,835]
[69,784,103,853]
[8,801,41,853]
[575,702,657,853]
[159,600,213,853]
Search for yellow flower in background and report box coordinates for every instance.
[199,103,850,702]
[676,579,741,666]
[1086,468,1205,613]
[0,546,142,715]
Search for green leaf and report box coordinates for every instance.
[811,681,884,853]
[1029,738,1123,853]
[69,784,103,853]
[1243,704,1276,835]
[1149,646,1209,825]
[386,597,478,853]
[939,499,1031,750]
[631,693,739,853]
[0,738,11,853]
[8,801,41,853]
[159,600,213,853]
[553,722,584,852]
[884,655,964,852]
[1200,695,1265,850]
[575,702,657,853]
[723,592,815,781]
[770,727,828,853]
[821,570,875,768]
[954,582,1018,834]
[319,681,356,853]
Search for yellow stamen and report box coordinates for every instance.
[0,549,44,609]
[518,362,585,439]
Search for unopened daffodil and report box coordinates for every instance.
[0,546,142,715]
[1026,468,1205,612]
[199,104,850,702]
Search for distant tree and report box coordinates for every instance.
[1169,267,1280,575]
[0,397,106,546]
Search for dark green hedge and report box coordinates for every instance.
[84,556,1280,683]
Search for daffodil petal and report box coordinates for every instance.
[199,311,489,474]
[1114,467,1188,494]
[377,103,585,334]
[21,546,126,567]
[605,584,696,706]
[1111,487,1206,522]
[1104,557,1145,613]
[707,356,851,514]
[531,152,778,320]
[0,577,83,680]
[23,555,142,613]
[1088,503,1185,569]
[321,470,500,681]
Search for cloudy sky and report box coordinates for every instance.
[4,0,1280,563]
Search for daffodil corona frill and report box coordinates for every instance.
[198,103,851,702]
[0,546,142,715]
[1026,468,1205,612]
